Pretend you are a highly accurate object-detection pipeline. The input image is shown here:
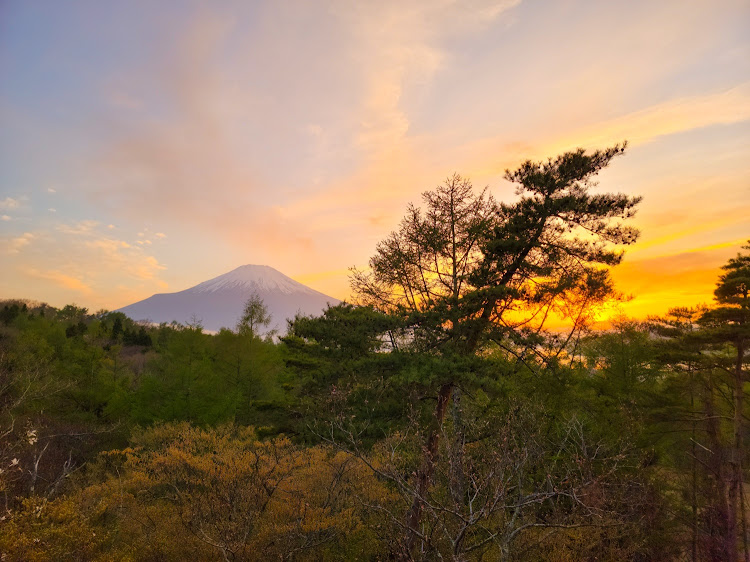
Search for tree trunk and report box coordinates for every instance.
[690,368,698,562]
[399,383,453,559]
[741,471,749,562]
[449,387,467,510]
[703,373,736,561]
[733,339,748,562]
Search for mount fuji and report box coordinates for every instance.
[117,265,340,334]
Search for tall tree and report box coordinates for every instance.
[648,307,706,560]
[237,291,272,338]
[645,243,750,560]
[698,241,750,560]
[352,145,641,556]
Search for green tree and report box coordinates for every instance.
[644,243,750,560]
[132,324,224,424]
[237,292,272,338]
[351,145,641,556]
[214,328,285,425]
[697,242,750,560]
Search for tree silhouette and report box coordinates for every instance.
[352,145,641,557]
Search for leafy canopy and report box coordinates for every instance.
[352,144,641,356]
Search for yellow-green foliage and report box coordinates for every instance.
[0,496,116,562]
[2,423,395,561]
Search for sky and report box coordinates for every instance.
[1,0,748,321]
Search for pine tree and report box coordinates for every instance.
[352,145,641,556]
[698,242,750,560]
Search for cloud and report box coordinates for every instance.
[76,231,166,282]
[47,188,56,193]
[155,232,166,238]
[57,220,100,235]
[23,268,92,294]
[132,255,166,281]
[3,233,35,254]
[306,124,323,137]
[1,219,169,309]
[336,0,520,158]
[451,84,750,180]
[1,215,10,221]
[85,238,131,252]
[628,207,750,258]
[0,198,20,211]
[551,83,750,153]
[85,1,521,266]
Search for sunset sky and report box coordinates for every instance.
[1,0,748,321]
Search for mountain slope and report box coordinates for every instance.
[117,265,340,333]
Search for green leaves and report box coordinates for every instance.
[237,291,272,337]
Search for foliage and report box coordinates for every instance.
[352,146,640,357]
[0,495,114,562]
[237,291,273,338]
[644,242,750,560]
[3,423,394,561]
[336,145,642,557]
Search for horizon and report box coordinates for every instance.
[1,1,748,320]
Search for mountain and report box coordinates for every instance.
[117,265,340,334]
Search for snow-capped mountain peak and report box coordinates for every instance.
[189,265,317,296]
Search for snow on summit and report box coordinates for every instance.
[190,265,320,296]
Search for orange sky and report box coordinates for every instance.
[1,0,748,320]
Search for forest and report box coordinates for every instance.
[0,146,748,561]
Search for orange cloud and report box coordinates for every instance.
[3,233,35,254]
[551,83,750,153]
[462,83,750,179]
[132,256,167,281]
[57,220,100,235]
[1,218,170,310]
[23,268,92,295]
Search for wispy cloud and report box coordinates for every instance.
[3,233,35,254]
[454,84,750,180]
[84,1,522,270]
[552,83,750,152]
[57,220,100,235]
[85,238,131,252]
[0,198,20,211]
[2,219,169,308]
[23,268,92,294]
